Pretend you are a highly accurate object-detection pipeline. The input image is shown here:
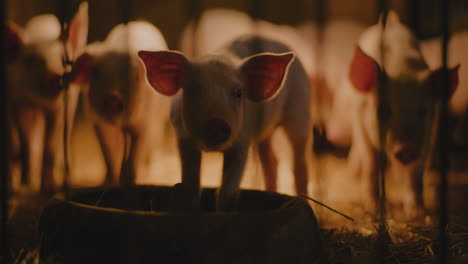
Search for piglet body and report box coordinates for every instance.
[72,21,170,185]
[140,36,311,210]
[7,3,88,192]
[332,12,459,217]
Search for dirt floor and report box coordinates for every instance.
[3,111,468,263]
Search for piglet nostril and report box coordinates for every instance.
[103,94,124,116]
[395,144,420,165]
[202,119,231,147]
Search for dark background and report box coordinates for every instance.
[6,0,468,50]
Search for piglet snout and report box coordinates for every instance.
[202,119,231,147]
[394,144,421,165]
[102,94,124,117]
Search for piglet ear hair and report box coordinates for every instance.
[138,50,188,96]
[70,52,92,84]
[7,22,24,62]
[240,52,295,102]
[68,1,89,59]
[426,64,460,99]
[349,45,379,93]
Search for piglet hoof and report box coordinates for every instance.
[402,203,427,222]
[362,199,379,219]
[216,191,239,212]
[119,163,135,186]
[102,173,118,186]
[169,183,200,212]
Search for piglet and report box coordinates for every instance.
[72,21,170,185]
[139,36,312,211]
[7,2,88,192]
[332,11,459,217]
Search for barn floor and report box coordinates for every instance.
[4,110,468,263]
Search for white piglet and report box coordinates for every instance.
[7,3,88,192]
[72,21,170,185]
[139,35,312,211]
[330,12,459,217]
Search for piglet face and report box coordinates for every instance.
[386,66,459,164]
[138,50,294,152]
[8,40,65,99]
[7,3,88,101]
[181,59,245,151]
[73,52,134,124]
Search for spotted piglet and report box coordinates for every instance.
[331,11,459,217]
[139,36,312,211]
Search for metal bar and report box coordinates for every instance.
[437,0,452,262]
[249,0,264,68]
[184,0,201,57]
[0,0,9,261]
[56,0,75,199]
[120,0,131,24]
[375,0,390,262]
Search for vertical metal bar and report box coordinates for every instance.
[376,0,390,262]
[0,0,9,261]
[310,0,327,200]
[120,0,131,24]
[118,0,133,184]
[57,0,73,198]
[184,0,201,57]
[437,0,451,262]
[249,0,264,61]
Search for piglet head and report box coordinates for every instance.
[138,50,294,151]
[72,52,133,123]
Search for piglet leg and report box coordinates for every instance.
[392,161,425,218]
[349,122,380,215]
[258,136,278,192]
[122,131,154,185]
[14,104,44,188]
[284,122,311,196]
[95,123,124,185]
[177,137,202,211]
[218,141,249,211]
[41,110,61,193]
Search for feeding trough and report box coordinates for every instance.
[38,185,325,264]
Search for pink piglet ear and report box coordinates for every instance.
[240,52,295,102]
[6,22,24,62]
[70,52,92,84]
[426,64,460,98]
[138,50,188,96]
[349,45,380,93]
[68,1,89,59]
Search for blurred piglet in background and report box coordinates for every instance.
[297,20,366,146]
[179,8,314,76]
[7,2,88,193]
[71,21,170,185]
[421,31,468,149]
[139,35,311,211]
[325,11,459,217]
